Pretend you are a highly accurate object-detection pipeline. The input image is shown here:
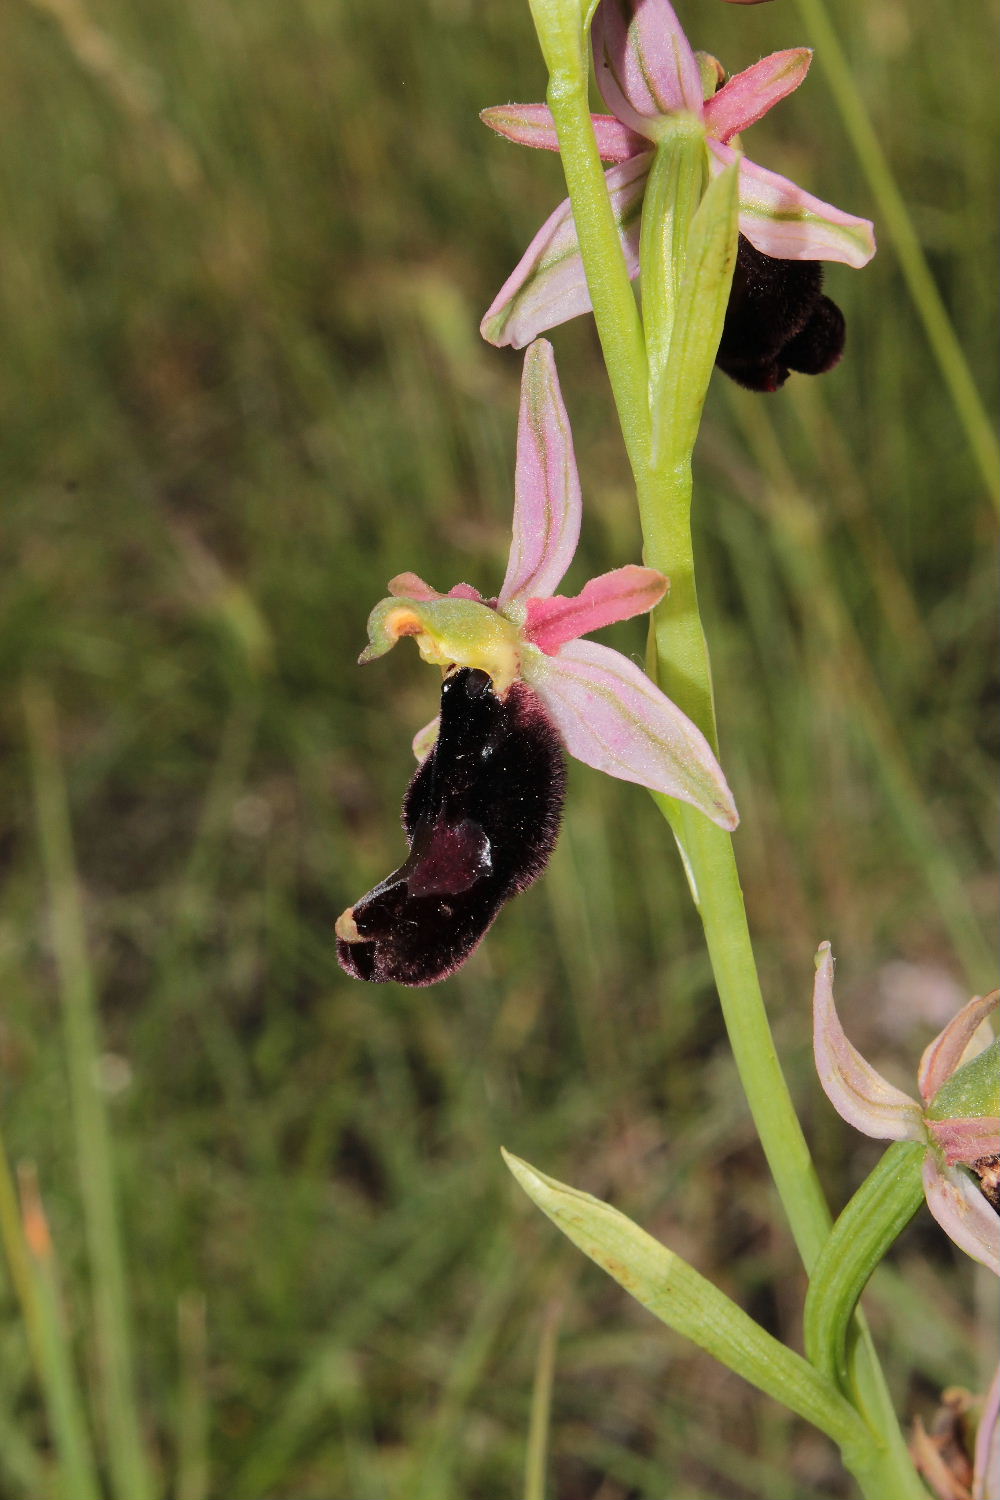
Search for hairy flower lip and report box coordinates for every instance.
[336,668,568,985]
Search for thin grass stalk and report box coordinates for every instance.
[523,1300,561,1500]
[176,1292,210,1500]
[18,1164,103,1500]
[23,680,156,1500]
[0,1125,43,1370]
[791,0,1000,513]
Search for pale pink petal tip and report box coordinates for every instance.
[498,339,581,608]
[812,943,925,1141]
[388,572,443,601]
[523,566,668,655]
[480,103,562,153]
[704,49,812,143]
[526,637,738,829]
[923,1157,1000,1277]
[479,103,643,164]
[918,990,999,1104]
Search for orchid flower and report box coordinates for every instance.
[481,0,875,389]
[813,942,1000,1275]
[336,339,737,985]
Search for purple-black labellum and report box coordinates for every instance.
[336,667,566,986]
[715,236,846,393]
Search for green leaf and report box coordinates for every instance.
[653,157,739,464]
[503,1150,868,1452]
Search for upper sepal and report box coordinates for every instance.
[812,942,926,1141]
[592,0,704,131]
[500,338,582,608]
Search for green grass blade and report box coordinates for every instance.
[792,0,1000,512]
[523,1300,561,1500]
[23,680,157,1500]
[176,1293,210,1500]
[18,1165,103,1500]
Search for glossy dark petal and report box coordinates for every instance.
[715,236,846,392]
[336,668,566,986]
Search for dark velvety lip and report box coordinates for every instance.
[337,667,566,986]
[715,236,846,393]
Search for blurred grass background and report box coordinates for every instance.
[0,0,996,1495]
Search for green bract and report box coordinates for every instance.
[927,1038,1000,1121]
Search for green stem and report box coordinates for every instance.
[641,454,831,1270]
[539,44,927,1500]
[544,69,650,471]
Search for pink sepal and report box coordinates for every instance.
[973,1362,1000,1500]
[481,103,644,164]
[525,637,738,829]
[928,1116,1000,1168]
[523,565,668,655]
[704,50,812,143]
[918,990,999,1103]
[498,340,581,609]
[923,1156,1000,1277]
[480,155,649,349]
[812,942,926,1141]
[592,0,703,133]
[708,141,877,268]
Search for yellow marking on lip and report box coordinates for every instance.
[335,907,362,943]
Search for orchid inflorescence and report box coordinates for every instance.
[481,0,874,389]
[336,0,998,1494]
[337,0,878,986]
